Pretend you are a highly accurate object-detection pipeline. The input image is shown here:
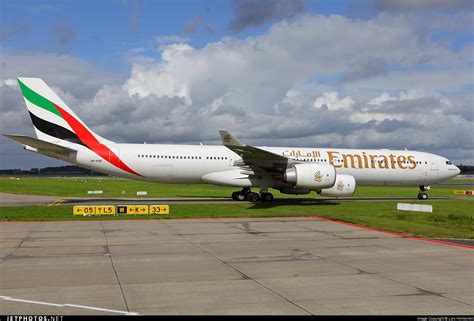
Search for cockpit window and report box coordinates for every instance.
[446,161,452,165]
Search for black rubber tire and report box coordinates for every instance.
[417,192,428,200]
[261,193,274,202]
[247,192,260,202]
[237,193,246,201]
[232,192,240,201]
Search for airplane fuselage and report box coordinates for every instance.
[64,142,459,187]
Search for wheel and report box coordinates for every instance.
[247,192,260,202]
[417,193,428,200]
[261,192,274,202]
[232,192,240,201]
[237,193,246,201]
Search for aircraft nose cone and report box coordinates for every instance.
[455,166,461,176]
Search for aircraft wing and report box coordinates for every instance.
[4,134,77,155]
[219,129,296,173]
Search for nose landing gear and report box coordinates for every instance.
[417,185,430,200]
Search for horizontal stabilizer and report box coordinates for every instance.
[4,134,77,155]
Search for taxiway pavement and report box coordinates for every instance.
[0,217,472,315]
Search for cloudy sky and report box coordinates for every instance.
[0,0,473,169]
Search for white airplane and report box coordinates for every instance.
[5,78,460,201]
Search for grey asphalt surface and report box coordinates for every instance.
[0,217,472,315]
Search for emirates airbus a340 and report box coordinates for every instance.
[5,78,460,201]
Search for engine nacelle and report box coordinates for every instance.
[320,174,356,197]
[283,163,336,189]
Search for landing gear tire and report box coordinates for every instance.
[231,189,272,202]
[417,192,428,200]
[232,192,241,201]
[232,188,252,201]
[247,192,260,202]
[261,192,274,202]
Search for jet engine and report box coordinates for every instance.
[320,174,356,197]
[283,164,336,189]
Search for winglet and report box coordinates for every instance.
[219,129,245,147]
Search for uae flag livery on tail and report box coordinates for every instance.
[17,78,141,177]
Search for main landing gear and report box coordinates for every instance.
[417,185,430,200]
[231,188,274,202]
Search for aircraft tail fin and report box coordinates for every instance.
[17,77,109,147]
[13,78,142,177]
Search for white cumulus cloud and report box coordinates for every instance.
[313,92,355,111]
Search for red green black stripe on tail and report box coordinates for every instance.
[19,79,141,177]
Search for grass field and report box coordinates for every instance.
[0,176,472,239]
[0,176,472,198]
